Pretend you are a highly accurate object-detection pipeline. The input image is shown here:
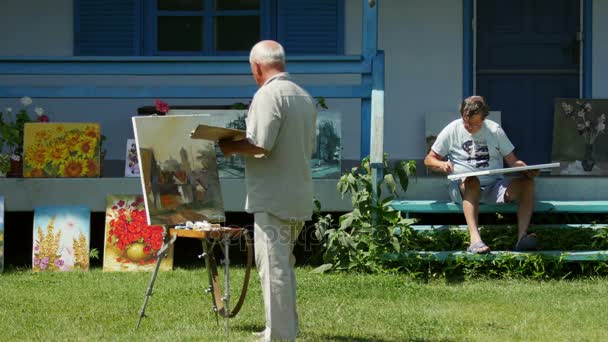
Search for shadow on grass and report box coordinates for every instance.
[233,325,428,342]
[314,335,448,342]
[233,323,265,334]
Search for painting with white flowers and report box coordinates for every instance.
[124,139,140,177]
[552,99,608,175]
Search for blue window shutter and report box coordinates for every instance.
[74,0,142,56]
[277,0,344,55]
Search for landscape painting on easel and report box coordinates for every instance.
[0,196,4,273]
[552,99,607,175]
[32,206,90,272]
[103,195,173,272]
[132,115,225,226]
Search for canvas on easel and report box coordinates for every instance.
[132,115,225,226]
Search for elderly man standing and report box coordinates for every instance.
[219,40,317,341]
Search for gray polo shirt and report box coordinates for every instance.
[244,72,317,221]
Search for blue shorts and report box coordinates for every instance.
[448,178,510,204]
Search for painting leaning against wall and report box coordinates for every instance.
[103,195,173,272]
[23,123,101,178]
[124,139,140,177]
[312,111,342,178]
[168,109,342,178]
[0,196,4,273]
[167,109,248,179]
[132,115,226,226]
[552,99,607,175]
[32,206,90,272]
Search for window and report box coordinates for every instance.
[153,0,262,55]
[75,0,344,56]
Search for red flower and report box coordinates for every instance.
[36,115,50,122]
[154,99,170,115]
[108,197,164,257]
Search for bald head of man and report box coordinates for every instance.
[249,40,286,86]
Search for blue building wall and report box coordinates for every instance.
[0,0,606,162]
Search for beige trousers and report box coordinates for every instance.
[254,212,303,341]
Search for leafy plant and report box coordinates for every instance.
[316,96,328,110]
[313,154,417,273]
[0,153,9,174]
[89,248,100,260]
[0,97,49,158]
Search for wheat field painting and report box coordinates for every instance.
[32,206,91,272]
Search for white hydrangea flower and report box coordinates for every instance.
[34,107,45,116]
[20,96,33,106]
[5,107,11,113]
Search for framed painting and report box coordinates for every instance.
[32,206,91,272]
[23,123,101,178]
[103,195,173,272]
[552,99,607,175]
[132,115,225,226]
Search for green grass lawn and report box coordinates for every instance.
[1,267,607,341]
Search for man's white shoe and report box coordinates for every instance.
[252,329,267,340]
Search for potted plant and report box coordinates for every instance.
[0,153,9,177]
[0,97,50,176]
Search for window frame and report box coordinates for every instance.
[143,0,272,56]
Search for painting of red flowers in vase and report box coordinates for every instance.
[23,123,101,178]
[103,195,173,272]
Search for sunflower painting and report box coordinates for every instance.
[23,123,101,178]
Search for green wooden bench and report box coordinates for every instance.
[390,200,608,218]
[387,200,608,261]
